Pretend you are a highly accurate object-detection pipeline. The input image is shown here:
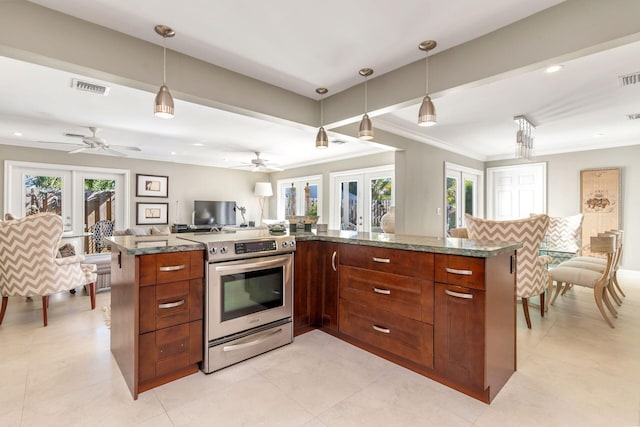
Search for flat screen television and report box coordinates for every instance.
[193,201,236,226]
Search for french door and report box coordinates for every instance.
[444,163,482,236]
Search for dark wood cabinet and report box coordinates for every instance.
[111,249,204,399]
[294,241,339,333]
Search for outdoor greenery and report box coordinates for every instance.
[84,179,116,191]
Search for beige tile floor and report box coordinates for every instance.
[1,270,639,427]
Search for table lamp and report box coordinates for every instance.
[254,182,273,225]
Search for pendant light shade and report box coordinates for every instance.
[154,25,175,119]
[418,40,437,127]
[358,68,374,140]
[315,87,329,149]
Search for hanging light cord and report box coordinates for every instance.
[425,51,429,95]
[162,36,167,85]
[364,76,368,113]
[320,96,324,126]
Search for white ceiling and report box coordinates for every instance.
[1,0,639,167]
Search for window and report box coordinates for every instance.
[329,165,394,232]
[4,161,130,253]
[276,175,322,221]
[444,162,483,236]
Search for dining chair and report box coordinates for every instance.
[464,213,550,329]
[549,234,617,328]
[0,213,97,327]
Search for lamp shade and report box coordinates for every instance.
[154,84,174,119]
[358,113,374,140]
[417,95,436,127]
[254,182,273,197]
[315,126,329,149]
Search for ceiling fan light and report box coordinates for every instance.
[154,84,174,118]
[315,126,329,149]
[418,95,436,127]
[358,113,374,140]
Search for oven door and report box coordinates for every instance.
[208,253,293,340]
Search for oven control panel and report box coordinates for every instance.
[205,236,296,261]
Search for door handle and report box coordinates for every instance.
[373,287,391,295]
[158,299,185,309]
[372,324,390,334]
[372,257,390,264]
[445,267,472,276]
[159,264,186,272]
[331,251,337,272]
[445,289,473,299]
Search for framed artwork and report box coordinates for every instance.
[136,174,168,198]
[136,202,169,225]
[580,167,620,256]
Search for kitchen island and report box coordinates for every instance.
[293,230,520,403]
[108,230,520,403]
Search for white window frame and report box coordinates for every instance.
[276,174,322,221]
[4,160,131,236]
[486,162,546,220]
[329,165,395,232]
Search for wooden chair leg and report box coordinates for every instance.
[545,276,552,312]
[522,297,532,329]
[0,296,8,325]
[540,292,545,318]
[612,272,625,298]
[89,282,96,310]
[602,288,618,318]
[608,282,623,306]
[551,281,563,305]
[594,288,614,328]
[41,296,49,327]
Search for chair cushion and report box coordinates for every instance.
[549,266,601,288]
[545,214,583,252]
[558,260,605,272]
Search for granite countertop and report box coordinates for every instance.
[106,230,521,258]
[294,230,521,258]
[106,234,205,255]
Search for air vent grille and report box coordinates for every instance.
[626,113,640,120]
[618,72,640,87]
[71,78,110,96]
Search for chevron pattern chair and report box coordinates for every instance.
[465,213,550,329]
[0,213,97,327]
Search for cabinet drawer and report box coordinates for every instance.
[140,251,204,286]
[434,254,485,291]
[139,278,203,333]
[340,266,433,324]
[340,245,433,280]
[139,320,203,384]
[339,299,433,369]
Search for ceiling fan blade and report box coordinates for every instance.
[109,145,141,152]
[63,133,86,138]
[102,148,127,156]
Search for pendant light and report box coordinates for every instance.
[154,25,176,119]
[418,40,437,127]
[358,68,374,140]
[315,87,329,149]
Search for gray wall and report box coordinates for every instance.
[487,145,640,269]
[1,144,269,227]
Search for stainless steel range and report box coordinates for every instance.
[178,230,295,373]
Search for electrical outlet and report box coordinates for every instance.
[436,207,442,215]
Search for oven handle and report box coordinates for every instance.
[222,328,283,352]
[213,256,290,273]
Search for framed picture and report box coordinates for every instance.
[580,167,621,256]
[136,202,169,225]
[136,174,168,198]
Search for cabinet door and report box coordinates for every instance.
[320,242,339,331]
[293,241,318,333]
[434,283,485,390]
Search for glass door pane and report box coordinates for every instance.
[84,178,116,254]
[446,175,459,234]
[369,177,392,232]
[338,178,363,231]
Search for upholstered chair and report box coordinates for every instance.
[449,227,469,238]
[0,213,97,327]
[549,235,617,327]
[543,213,584,255]
[90,219,115,253]
[464,213,550,329]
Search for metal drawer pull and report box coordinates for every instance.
[372,324,391,334]
[445,267,472,276]
[158,300,185,309]
[445,290,473,300]
[159,264,186,272]
[372,257,391,264]
[373,287,391,295]
[331,251,337,272]
[223,328,282,352]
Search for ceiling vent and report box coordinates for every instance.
[618,72,640,87]
[71,78,111,96]
[626,113,640,120]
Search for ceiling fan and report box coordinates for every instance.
[236,152,283,172]
[58,127,142,156]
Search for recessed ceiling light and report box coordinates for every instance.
[170,151,177,155]
[192,143,204,147]
[13,131,23,137]
[545,65,563,74]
